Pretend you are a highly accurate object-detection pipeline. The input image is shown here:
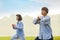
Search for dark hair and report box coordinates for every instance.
[41,7,49,13]
[16,14,22,21]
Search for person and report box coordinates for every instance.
[33,7,53,40]
[11,14,25,40]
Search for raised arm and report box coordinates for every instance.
[14,22,23,30]
[33,18,40,24]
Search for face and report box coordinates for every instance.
[41,10,47,16]
[16,16,19,21]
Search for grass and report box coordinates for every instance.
[53,36,60,40]
[0,36,60,40]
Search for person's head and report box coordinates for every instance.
[41,7,49,16]
[16,14,22,21]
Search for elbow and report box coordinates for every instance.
[33,22,36,24]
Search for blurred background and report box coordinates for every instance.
[0,0,60,37]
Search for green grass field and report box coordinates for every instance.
[0,36,60,40]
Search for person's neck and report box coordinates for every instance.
[17,20,21,22]
[43,15,47,17]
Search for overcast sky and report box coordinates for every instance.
[0,0,60,18]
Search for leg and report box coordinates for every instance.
[49,35,53,40]
[11,34,19,40]
[19,36,25,40]
[49,37,53,40]
[35,37,43,40]
[19,34,25,40]
[43,37,53,40]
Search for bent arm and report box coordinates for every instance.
[33,18,40,24]
[14,22,23,30]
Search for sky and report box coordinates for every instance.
[0,0,60,18]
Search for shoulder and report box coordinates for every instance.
[18,21,23,24]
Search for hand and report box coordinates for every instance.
[12,24,16,28]
[37,16,40,21]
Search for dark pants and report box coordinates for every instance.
[35,35,53,40]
